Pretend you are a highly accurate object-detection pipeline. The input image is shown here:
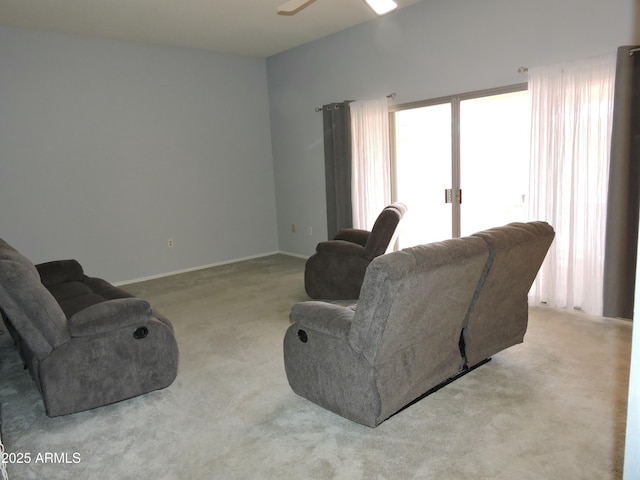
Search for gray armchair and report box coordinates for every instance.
[304,202,407,299]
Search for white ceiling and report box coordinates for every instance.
[0,0,423,58]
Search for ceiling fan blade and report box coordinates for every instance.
[277,0,317,16]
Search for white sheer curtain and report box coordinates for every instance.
[350,97,391,229]
[527,53,617,315]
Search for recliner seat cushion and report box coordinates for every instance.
[36,261,136,318]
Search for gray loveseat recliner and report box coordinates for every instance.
[284,221,554,427]
[0,237,179,417]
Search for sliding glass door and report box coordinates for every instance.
[394,103,452,248]
[459,90,530,236]
[392,86,529,247]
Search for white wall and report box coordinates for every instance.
[0,26,278,283]
[266,0,636,256]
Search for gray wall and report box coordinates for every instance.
[267,0,637,256]
[0,26,278,283]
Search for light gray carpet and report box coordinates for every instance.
[0,254,632,479]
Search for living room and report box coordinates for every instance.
[0,0,638,478]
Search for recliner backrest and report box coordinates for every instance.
[363,203,407,260]
[348,236,490,422]
[350,236,489,365]
[463,221,555,367]
[0,238,70,360]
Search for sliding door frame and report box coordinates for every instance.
[389,82,528,239]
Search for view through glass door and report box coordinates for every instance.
[459,91,530,236]
[392,87,530,248]
[394,103,452,248]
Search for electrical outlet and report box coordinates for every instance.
[168,239,174,248]
[307,227,313,235]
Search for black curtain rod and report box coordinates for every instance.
[315,93,396,112]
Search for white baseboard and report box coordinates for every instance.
[114,251,284,286]
[277,250,310,260]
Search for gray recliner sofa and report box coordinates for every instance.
[0,236,179,417]
[284,221,554,427]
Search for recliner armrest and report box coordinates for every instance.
[68,298,152,337]
[36,259,85,286]
[290,301,355,339]
[334,228,370,247]
[316,240,366,256]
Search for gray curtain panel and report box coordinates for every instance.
[603,45,640,319]
[323,102,353,240]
